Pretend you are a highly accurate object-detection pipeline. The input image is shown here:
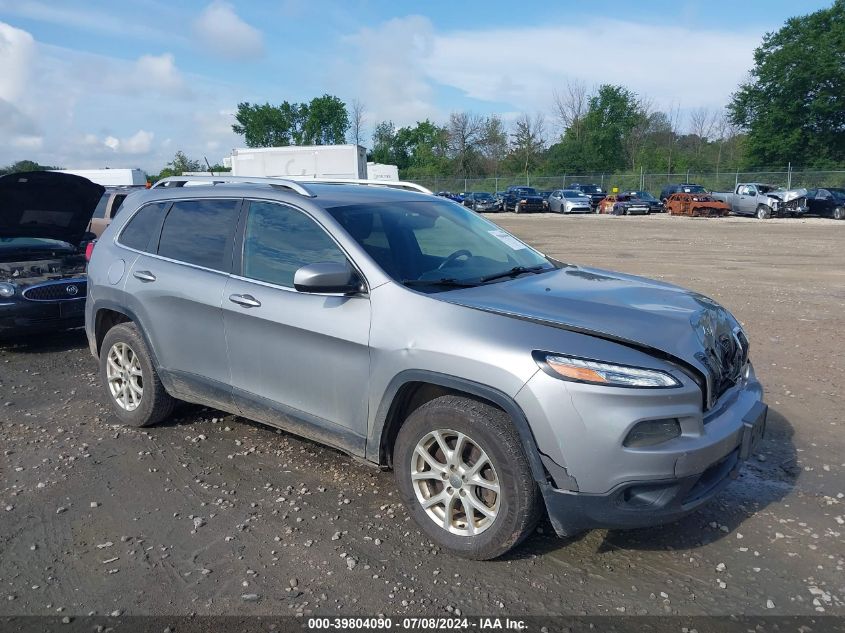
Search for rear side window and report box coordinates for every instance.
[119,202,168,252]
[157,199,241,271]
[242,201,347,288]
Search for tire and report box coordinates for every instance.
[394,395,541,560]
[99,322,175,427]
[756,204,772,220]
[833,207,845,220]
[514,203,521,214]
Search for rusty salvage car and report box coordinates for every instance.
[596,193,651,215]
[665,192,731,217]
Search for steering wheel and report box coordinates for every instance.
[437,249,472,270]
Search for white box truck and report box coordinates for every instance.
[367,162,400,181]
[53,168,147,186]
[228,145,369,179]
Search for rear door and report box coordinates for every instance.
[123,197,242,403]
[222,200,371,452]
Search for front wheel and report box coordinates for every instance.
[100,323,175,427]
[833,207,845,220]
[394,396,541,560]
[514,203,521,214]
[756,204,772,220]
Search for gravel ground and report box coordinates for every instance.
[0,213,843,617]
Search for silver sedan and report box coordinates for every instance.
[548,190,593,213]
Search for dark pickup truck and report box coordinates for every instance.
[501,186,545,213]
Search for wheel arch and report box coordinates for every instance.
[92,302,160,366]
[370,370,551,487]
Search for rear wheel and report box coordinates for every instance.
[100,323,174,427]
[833,207,845,220]
[756,204,772,220]
[394,396,541,560]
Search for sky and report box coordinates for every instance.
[0,0,832,172]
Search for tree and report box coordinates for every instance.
[156,151,203,178]
[232,95,349,147]
[728,1,845,167]
[371,121,398,165]
[301,94,350,145]
[348,98,367,146]
[552,79,591,141]
[480,115,508,176]
[688,106,718,158]
[510,113,546,178]
[0,159,59,175]
[446,111,484,176]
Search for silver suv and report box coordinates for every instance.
[85,176,766,559]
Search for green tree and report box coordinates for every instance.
[728,1,845,167]
[156,151,203,178]
[0,159,59,175]
[301,94,350,145]
[232,95,350,148]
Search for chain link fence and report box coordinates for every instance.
[410,170,845,195]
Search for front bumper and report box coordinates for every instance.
[0,298,86,335]
[517,361,765,535]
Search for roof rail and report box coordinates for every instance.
[150,175,433,196]
[151,176,316,197]
[303,178,432,195]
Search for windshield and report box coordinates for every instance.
[578,185,602,193]
[514,188,538,196]
[473,193,494,200]
[327,200,553,290]
[562,190,585,199]
[0,237,75,251]
[682,185,707,194]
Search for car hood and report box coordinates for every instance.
[0,171,105,245]
[439,265,741,371]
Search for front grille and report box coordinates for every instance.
[699,327,749,406]
[22,279,87,302]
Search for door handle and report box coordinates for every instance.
[229,294,261,308]
[133,270,156,282]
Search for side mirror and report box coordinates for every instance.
[293,261,362,294]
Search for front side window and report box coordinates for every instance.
[119,202,168,252]
[242,201,347,288]
[328,200,552,288]
[157,199,240,270]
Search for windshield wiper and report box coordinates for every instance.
[479,265,549,283]
[402,278,479,289]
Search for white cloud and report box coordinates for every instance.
[10,135,43,150]
[338,17,762,129]
[425,20,758,112]
[0,21,35,103]
[336,15,438,126]
[193,1,264,60]
[133,54,190,97]
[83,130,153,154]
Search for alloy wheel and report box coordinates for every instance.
[411,429,500,536]
[106,342,144,411]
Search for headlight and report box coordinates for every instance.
[520,198,528,203]
[0,282,16,298]
[535,353,681,388]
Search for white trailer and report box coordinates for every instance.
[367,162,400,181]
[228,145,368,180]
[53,168,147,186]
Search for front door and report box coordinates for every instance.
[223,200,371,454]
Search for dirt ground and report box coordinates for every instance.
[1,213,843,618]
